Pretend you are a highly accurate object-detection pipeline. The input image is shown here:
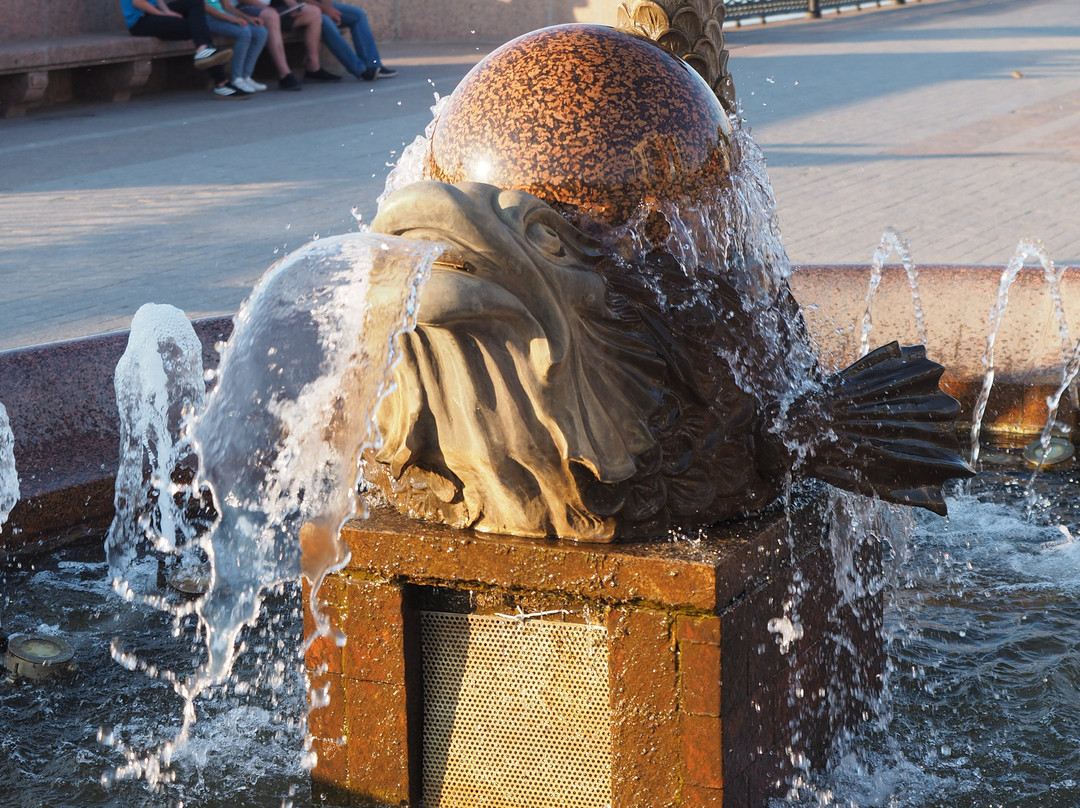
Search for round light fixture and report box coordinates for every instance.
[1023,435,1075,467]
[4,633,75,679]
[167,562,210,596]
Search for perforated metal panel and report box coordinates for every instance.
[420,611,612,808]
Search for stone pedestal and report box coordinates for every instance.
[305,489,883,808]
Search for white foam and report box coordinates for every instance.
[0,400,18,528]
[106,303,205,583]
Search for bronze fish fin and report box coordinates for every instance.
[788,341,974,515]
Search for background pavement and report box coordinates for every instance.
[1,0,1078,350]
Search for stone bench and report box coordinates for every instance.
[0,23,346,117]
[0,33,198,117]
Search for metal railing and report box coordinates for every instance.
[723,0,915,22]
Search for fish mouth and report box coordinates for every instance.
[388,227,525,326]
[391,227,479,275]
[431,246,478,275]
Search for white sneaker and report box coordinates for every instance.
[194,46,232,70]
[232,77,257,93]
[244,77,268,92]
[212,82,252,99]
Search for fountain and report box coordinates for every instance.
[1,1,1079,807]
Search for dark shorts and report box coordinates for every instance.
[238,2,298,32]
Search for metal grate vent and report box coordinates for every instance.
[420,611,612,808]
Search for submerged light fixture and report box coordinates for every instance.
[166,562,211,597]
[1023,434,1075,467]
[3,633,74,680]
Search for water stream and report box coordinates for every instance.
[859,227,926,359]
[0,400,17,529]
[968,240,1070,469]
[106,303,205,592]
[20,233,442,795]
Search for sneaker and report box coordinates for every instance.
[233,77,266,93]
[194,46,233,70]
[279,73,302,91]
[305,68,342,82]
[361,65,395,81]
[212,81,252,99]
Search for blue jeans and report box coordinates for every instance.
[205,16,268,79]
[320,3,381,77]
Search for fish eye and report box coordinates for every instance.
[525,220,566,257]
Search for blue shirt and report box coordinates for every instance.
[120,0,148,28]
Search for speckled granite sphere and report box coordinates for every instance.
[424,24,733,225]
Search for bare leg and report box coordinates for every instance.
[259,9,291,78]
[297,4,322,72]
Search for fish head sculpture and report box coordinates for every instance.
[366,180,696,541]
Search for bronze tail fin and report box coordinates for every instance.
[787,341,974,515]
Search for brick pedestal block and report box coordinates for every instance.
[305,489,884,808]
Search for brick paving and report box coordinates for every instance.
[1,0,1078,350]
[731,0,1080,266]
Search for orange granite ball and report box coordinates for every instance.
[424,24,733,226]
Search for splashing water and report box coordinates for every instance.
[780,463,1080,808]
[106,303,206,589]
[607,114,907,787]
[1023,337,1080,495]
[191,232,441,681]
[859,227,927,358]
[606,121,820,420]
[968,239,1068,468]
[0,400,18,529]
[377,93,449,209]
[775,238,1080,808]
[102,234,442,786]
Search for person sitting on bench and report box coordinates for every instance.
[305,0,396,82]
[234,0,339,90]
[120,0,251,98]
